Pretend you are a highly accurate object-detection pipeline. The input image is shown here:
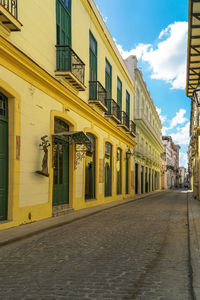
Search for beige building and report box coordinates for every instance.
[124,56,163,195]
[162,136,180,189]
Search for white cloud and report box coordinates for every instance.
[114,39,151,60]
[103,16,108,23]
[162,126,168,135]
[170,122,190,145]
[179,152,188,168]
[114,21,188,90]
[170,108,187,129]
[156,107,167,124]
[159,27,169,39]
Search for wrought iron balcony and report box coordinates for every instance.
[55,45,86,91]
[120,111,129,130]
[0,0,17,18]
[89,81,107,112]
[0,0,21,31]
[105,99,121,123]
[129,120,136,136]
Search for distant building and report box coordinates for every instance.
[162,136,180,189]
[125,56,164,195]
[178,167,187,188]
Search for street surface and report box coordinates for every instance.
[0,191,193,299]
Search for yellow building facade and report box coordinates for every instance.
[0,0,136,229]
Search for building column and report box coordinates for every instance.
[149,168,152,192]
[147,167,149,193]
[143,165,145,194]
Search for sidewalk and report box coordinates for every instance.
[0,190,165,247]
[188,191,200,299]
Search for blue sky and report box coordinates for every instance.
[94,0,190,168]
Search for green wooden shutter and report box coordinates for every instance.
[126,91,130,118]
[89,32,97,98]
[56,0,71,46]
[105,59,112,99]
[117,77,122,109]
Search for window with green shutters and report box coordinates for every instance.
[126,90,130,119]
[117,77,122,110]
[56,0,71,46]
[105,59,112,99]
[89,32,97,98]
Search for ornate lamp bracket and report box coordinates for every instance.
[74,144,87,169]
[36,135,50,177]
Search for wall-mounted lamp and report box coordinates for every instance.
[126,148,134,159]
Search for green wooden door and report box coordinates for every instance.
[56,0,71,46]
[89,32,97,98]
[105,142,112,197]
[56,0,71,70]
[126,91,130,119]
[53,119,69,206]
[126,157,129,194]
[0,93,8,221]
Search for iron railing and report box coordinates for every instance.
[0,0,18,18]
[105,99,121,120]
[56,45,85,85]
[89,81,107,107]
[129,120,136,135]
[120,111,129,128]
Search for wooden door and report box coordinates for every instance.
[0,93,8,220]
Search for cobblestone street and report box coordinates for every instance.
[0,191,192,299]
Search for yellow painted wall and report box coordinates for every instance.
[0,0,136,230]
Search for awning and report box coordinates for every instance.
[187,0,200,98]
[53,131,91,146]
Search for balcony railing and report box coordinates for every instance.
[56,45,85,90]
[105,99,121,121]
[120,111,129,129]
[129,120,136,135]
[89,81,107,109]
[0,0,18,18]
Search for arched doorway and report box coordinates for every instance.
[53,118,69,206]
[0,92,8,220]
[116,148,122,195]
[105,142,112,197]
[85,133,96,200]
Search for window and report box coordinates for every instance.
[117,77,122,109]
[126,91,130,119]
[105,59,112,99]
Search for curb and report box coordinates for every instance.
[0,190,166,247]
[188,191,200,300]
